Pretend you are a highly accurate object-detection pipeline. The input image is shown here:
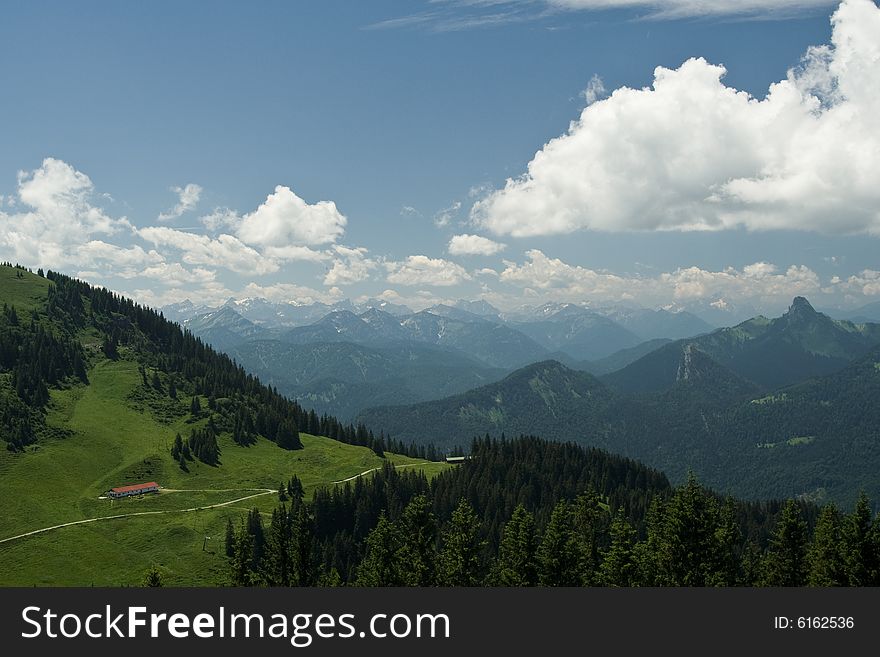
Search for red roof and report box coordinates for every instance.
[111,482,159,494]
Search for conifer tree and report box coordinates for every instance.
[356,513,402,586]
[807,504,846,586]
[290,505,315,586]
[397,495,438,586]
[572,491,604,585]
[437,499,485,586]
[842,492,879,586]
[599,510,638,587]
[263,506,293,586]
[490,505,538,586]
[537,500,581,586]
[762,500,808,586]
[231,526,255,586]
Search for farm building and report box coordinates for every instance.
[107,481,159,499]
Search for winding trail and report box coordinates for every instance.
[0,461,438,546]
[0,489,274,546]
[331,462,434,484]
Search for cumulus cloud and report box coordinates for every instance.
[386,255,472,287]
[448,233,507,256]
[237,185,347,247]
[323,246,379,286]
[158,183,202,221]
[499,249,823,307]
[240,281,343,305]
[131,280,234,309]
[0,158,135,269]
[834,269,880,296]
[138,226,277,275]
[129,262,216,286]
[473,0,880,238]
[200,207,240,232]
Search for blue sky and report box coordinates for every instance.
[1,0,878,318]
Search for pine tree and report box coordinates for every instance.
[762,500,808,587]
[842,492,879,586]
[572,491,604,585]
[287,475,304,509]
[290,505,314,586]
[263,507,293,586]
[231,526,255,586]
[490,505,538,586]
[599,510,637,587]
[437,499,485,586]
[537,501,580,586]
[356,513,401,586]
[397,495,437,586]
[190,395,201,415]
[807,504,846,586]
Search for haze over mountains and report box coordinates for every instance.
[357,297,880,504]
[164,295,720,417]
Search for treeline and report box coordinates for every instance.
[0,266,88,451]
[43,268,438,459]
[0,264,436,460]
[226,437,879,587]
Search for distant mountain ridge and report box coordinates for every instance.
[356,298,880,504]
[606,297,880,393]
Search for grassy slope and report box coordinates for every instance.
[0,356,448,586]
[0,265,53,312]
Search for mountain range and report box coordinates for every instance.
[357,298,880,504]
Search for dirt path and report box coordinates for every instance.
[0,489,274,546]
[0,461,437,546]
[331,462,434,484]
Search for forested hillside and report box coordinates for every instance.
[0,263,419,459]
[227,436,880,588]
[359,348,880,505]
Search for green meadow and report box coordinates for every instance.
[0,357,448,586]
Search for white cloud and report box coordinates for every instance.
[433,201,462,228]
[200,207,240,232]
[78,241,165,273]
[130,281,234,309]
[138,226,277,275]
[386,255,472,287]
[499,249,822,307]
[237,185,347,247]
[263,245,331,263]
[580,74,606,105]
[158,183,202,221]
[473,0,880,238]
[0,158,134,269]
[448,233,507,256]
[239,281,341,305]
[548,1,837,19]
[834,269,880,296]
[323,246,378,286]
[130,262,216,286]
